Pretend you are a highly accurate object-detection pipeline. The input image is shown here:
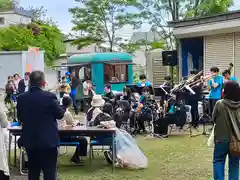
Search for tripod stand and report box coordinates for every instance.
[191,94,211,137]
[146,107,162,138]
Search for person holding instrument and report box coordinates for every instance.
[222,69,237,83]
[208,67,224,116]
[188,69,203,128]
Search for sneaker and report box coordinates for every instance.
[71,157,83,165]
[104,151,113,165]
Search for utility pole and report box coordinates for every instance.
[175,0,180,83]
[144,32,149,76]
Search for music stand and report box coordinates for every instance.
[154,87,168,101]
[191,93,211,137]
[176,91,189,105]
[126,84,140,94]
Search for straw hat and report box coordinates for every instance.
[91,95,105,107]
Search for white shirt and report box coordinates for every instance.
[24,80,29,92]
[58,109,78,126]
[14,79,20,89]
[87,107,102,125]
[83,81,90,96]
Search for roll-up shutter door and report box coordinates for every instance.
[234,32,240,80]
[204,33,234,75]
[152,57,168,86]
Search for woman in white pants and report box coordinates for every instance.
[0,108,9,179]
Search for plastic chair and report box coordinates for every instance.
[90,136,112,161]
[60,142,80,155]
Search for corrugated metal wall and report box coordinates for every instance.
[146,50,168,86]
[152,57,168,86]
[234,32,240,80]
[204,33,234,75]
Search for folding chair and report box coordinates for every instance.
[59,142,80,155]
[89,136,112,163]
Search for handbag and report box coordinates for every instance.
[207,124,215,147]
[222,101,240,156]
[229,134,240,156]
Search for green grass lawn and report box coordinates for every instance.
[57,134,213,180]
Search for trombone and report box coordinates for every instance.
[186,74,212,88]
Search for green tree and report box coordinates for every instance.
[0,0,18,9]
[119,39,166,54]
[27,6,57,25]
[186,0,233,18]
[131,0,233,49]
[0,23,65,65]
[69,0,140,51]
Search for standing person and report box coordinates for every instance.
[188,69,203,128]
[83,79,92,96]
[18,72,30,94]
[5,80,17,104]
[208,67,224,116]
[222,69,238,98]
[13,73,21,90]
[212,81,240,180]
[137,74,152,87]
[76,80,84,112]
[0,108,9,180]
[59,76,71,98]
[83,79,93,112]
[222,69,237,83]
[70,71,80,115]
[65,72,71,84]
[17,71,65,180]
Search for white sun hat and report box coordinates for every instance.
[91,95,105,107]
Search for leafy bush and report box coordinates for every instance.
[0,22,65,66]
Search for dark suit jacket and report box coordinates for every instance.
[17,87,65,148]
[18,79,26,94]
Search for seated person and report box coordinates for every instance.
[59,96,88,164]
[137,74,152,87]
[102,84,115,103]
[121,87,136,103]
[154,103,187,137]
[86,95,105,126]
[94,103,114,126]
[115,99,131,128]
[140,87,151,104]
[88,102,115,165]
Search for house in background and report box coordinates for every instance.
[64,39,109,57]
[130,31,162,66]
[169,10,240,81]
[0,7,32,27]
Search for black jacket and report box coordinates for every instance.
[17,87,65,148]
[103,92,115,102]
[18,79,27,94]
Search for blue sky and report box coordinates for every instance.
[19,0,240,38]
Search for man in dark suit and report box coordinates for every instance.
[17,71,65,180]
[18,72,30,94]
